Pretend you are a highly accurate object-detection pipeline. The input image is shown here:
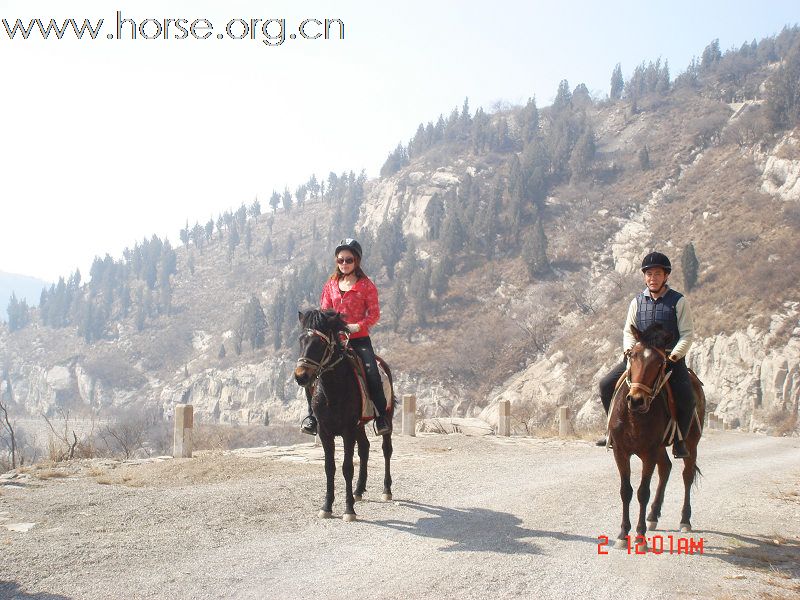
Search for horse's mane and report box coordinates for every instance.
[639,323,673,350]
[301,308,348,333]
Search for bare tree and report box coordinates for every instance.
[1,367,17,469]
[42,410,80,462]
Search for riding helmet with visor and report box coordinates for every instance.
[640,252,672,274]
[334,238,362,260]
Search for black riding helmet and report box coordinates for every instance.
[641,251,672,273]
[334,238,362,260]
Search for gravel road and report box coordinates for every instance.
[1,430,799,600]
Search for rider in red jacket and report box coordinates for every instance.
[301,238,391,436]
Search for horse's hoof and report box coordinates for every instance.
[354,494,362,502]
[647,521,658,531]
[381,493,392,502]
[343,513,357,522]
[318,510,333,519]
[613,538,627,550]
[680,523,692,533]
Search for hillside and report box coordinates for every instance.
[2,29,800,463]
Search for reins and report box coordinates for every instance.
[296,327,350,389]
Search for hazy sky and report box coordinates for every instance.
[1,0,797,283]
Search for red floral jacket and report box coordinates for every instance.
[319,276,380,340]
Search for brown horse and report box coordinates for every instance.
[294,309,394,521]
[608,323,705,550]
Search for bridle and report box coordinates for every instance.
[295,327,349,387]
[625,344,673,413]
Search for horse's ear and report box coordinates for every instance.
[298,311,304,324]
[631,325,642,342]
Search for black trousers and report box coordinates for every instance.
[599,357,696,436]
[349,336,388,416]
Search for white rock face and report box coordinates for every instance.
[688,304,800,431]
[761,154,800,202]
[361,167,464,240]
[45,366,71,391]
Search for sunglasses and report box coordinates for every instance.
[337,257,355,265]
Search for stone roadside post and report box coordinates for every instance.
[498,400,511,436]
[174,404,193,458]
[402,394,416,436]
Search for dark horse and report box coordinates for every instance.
[608,323,705,549]
[293,309,394,521]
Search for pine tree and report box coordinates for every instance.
[522,97,540,143]
[440,204,465,256]
[241,295,267,350]
[569,127,596,179]
[180,220,190,246]
[553,79,572,112]
[522,216,550,279]
[386,283,406,333]
[701,39,722,70]
[409,265,432,327]
[610,63,624,100]
[249,198,261,218]
[376,218,406,279]
[245,223,253,256]
[269,190,281,213]
[638,145,651,170]
[283,188,293,212]
[682,242,700,291]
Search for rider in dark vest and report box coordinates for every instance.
[597,252,696,458]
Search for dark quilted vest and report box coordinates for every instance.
[635,288,682,350]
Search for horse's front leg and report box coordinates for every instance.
[680,453,698,532]
[614,449,633,549]
[319,433,336,518]
[381,431,393,501]
[635,453,657,549]
[647,448,672,531]
[354,426,370,501]
[342,433,357,521]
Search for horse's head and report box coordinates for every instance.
[626,324,673,413]
[294,309,348,387]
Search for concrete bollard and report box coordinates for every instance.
[402,394,416,436]
[173,404,193,458]
[497,400,511,436]
[558,406,570,437]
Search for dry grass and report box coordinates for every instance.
[32,468,69,480]
[193,423,305,451]
[724,534,800,589]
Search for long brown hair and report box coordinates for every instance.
[329,253,366,281]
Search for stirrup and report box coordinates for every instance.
[672,439,690,458]
[374,416,391,436]
[301,416,318,436]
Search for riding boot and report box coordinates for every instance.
[596,360,626,448]
[668,359,695,459]
[300,389,317,436]
[350,337,391,435]
[672,407,693,458]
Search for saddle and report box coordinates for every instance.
[607,368,705,447]
[344,349,394,425]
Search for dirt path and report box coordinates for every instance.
[1,430,799,600]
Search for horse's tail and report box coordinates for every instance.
[692,464,703,490]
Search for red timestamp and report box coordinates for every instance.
[597,534,705,555]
